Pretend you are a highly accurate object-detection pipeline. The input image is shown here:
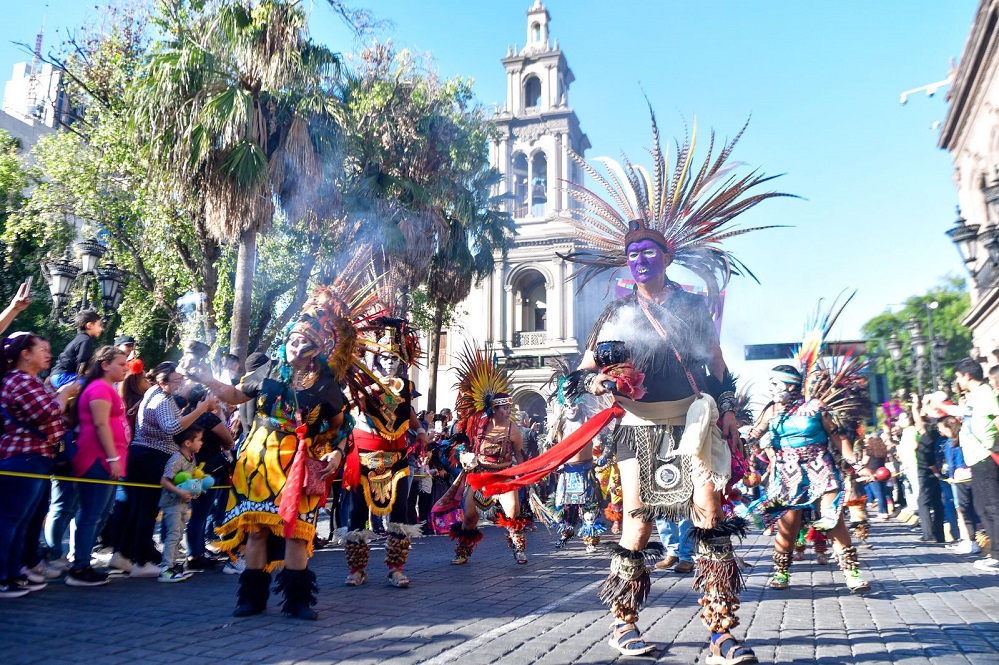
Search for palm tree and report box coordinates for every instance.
[134,0,342,361]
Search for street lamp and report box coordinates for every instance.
[45,238,128,325]
[985,230,999,268]
[906,318,927,395]
[983,170,999,222]
[946,208,980,268]
[886,334,903,363]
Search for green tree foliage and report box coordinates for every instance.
[340,45,515,408]
[134,0,344,362]
[860,275,971,396]
[2,2,512,380]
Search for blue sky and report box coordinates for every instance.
[0,1,978,388]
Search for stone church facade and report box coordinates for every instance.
[413,1,614,422]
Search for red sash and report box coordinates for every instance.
[467,405,624,496]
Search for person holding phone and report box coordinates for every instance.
[0,280,32,337]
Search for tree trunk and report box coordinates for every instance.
[426,302,445,413]
[200,235,220,346]
[230,226,257,365]
[256,232,321,353]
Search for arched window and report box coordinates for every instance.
[524,76,541,109]
[531,152,547,216]
[531,22,541,42]
[515,269,548,340]
[513,153,529,218]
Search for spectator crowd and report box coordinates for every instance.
[0,284,554,599]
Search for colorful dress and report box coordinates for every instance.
[749,400,843,529]
[216,365,345,560]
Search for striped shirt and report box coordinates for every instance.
[131,387,182,455]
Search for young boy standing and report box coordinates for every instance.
[159,426,204,583]
[50,310,104,388]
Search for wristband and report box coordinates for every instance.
[106,456,121,463]
[718,391,738,415]
[416,428,427,435]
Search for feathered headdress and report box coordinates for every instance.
[453,344,512,434]
[544,355,580,407]
[793,290,855,401]
[558,106,793,314]
[791,291,872,427]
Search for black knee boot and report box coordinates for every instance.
[233,569,271,617]
[275,568,319,620]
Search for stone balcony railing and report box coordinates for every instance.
[513,330,547,347]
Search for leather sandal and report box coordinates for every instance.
[706,633,758,665]
[607,622,656,656]
[387,569,409,588]
[344,570,367,587]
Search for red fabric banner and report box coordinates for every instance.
[279,426,309,538]
[467,404,624,496]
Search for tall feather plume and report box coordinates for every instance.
[557,106,795,314]
[793,290,856,399]
[453,343,512,425]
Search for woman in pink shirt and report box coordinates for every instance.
[66,346,130,587]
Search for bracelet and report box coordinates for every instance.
[718,391,738,415]
[582,371,598,395]
[106,456,121,463]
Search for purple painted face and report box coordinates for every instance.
[626,239,668,283]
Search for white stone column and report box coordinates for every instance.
[564,262,576,342]
[546,64,555,110]
[504,283,515,347]
[482,273,496,346]
[561,132,571,210]
[554,258,565,341]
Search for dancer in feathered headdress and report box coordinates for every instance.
[475,108,786,662]
[744,291,874,596]
[543,356,613,553]
[338,265,426,591]
[191,282,361,621]
[442,344,532,566]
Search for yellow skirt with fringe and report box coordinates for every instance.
[213,423,323,565]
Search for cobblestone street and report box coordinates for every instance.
[2,518,998,664]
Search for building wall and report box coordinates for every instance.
[2,61,70,130]
[939,0,999,355]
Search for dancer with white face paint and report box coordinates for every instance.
[745,364,873,594]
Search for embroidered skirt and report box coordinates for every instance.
[214,422,324,563]
[748,443,843,529]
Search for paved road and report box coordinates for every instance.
[2,518,998,664]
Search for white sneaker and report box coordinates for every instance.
[129,562,162,578]
[222,559,246,575]
[109,553,133,573]
[972,557,999,571]
[954,540,981,555]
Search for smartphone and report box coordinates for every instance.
[23,276,32,293]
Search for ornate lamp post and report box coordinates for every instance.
[45,238,128,325]
[906,317,927,395]
[945,208,980,269]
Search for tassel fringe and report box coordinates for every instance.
[495,514,532,532]
[385,522,425,539]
